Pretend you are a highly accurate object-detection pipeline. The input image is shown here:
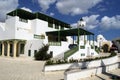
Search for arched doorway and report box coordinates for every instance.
[102,44,109,53]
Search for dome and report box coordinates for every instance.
[97,34,104,38]
[97,34,107,41]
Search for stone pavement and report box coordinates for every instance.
[80,53,120,80]
[80,69,120,80]
[0,53,119,80]
[0,57,64,80]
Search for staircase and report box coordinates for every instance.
[64,46,78,59]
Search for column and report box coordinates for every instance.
[93,35,95,49]
[73,36,74,44]
[58,25,61,45]
[89,35,90,45]
[2,42,4,56]
[77,28,80,50]
[13,41,18,58]
[7,41,10,57]
[84,33,86,45]
[18,42,21,55]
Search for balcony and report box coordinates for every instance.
[48,42,61,46]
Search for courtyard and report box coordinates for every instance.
[0,57,64,80]
[0,53,119,80]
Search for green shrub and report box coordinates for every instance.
[68,59,78,63]
[109,52,117,57]
[45,52,117,65]
[95,47,101,53]
[34,44,52,60]
[46,60,54,65]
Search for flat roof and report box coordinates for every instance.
[46,28,94,36]
[7,9,70,28]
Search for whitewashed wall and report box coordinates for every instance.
[24,40,43,57]
[2,16,16,40]
[68,42,98,60]
[49,41,69,58]
[0,22,5,40]
[15,17,33,40]
[65,63,119,80]
[44,56,118,72]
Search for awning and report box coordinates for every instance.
[46,28,94,36]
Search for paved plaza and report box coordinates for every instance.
[0,57,64,80]
[0,54,120,80]
[80,69,120,80]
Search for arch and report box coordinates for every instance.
[102,44,109,53]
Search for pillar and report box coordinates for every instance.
[7,41,10,57]
[89,35,90,45]
[84,33,86,45]
[2,42,4,56]
[93,35,95,49]
[13,41,18,58]
[77,28,80,50]
[58,30,60,42]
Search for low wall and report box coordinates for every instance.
[44,56,119,72]
[64,62,119,80]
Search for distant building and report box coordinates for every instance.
[112,38,120,53]
[96,34,112,52]
[0,9,98,60]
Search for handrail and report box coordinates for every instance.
[64,46,78,59]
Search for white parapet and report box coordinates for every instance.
[64,55,119,80]
[44,56,119,72]
[64,63,119,80]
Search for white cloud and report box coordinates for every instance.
[101,15,120,29]
[21,7,32,12]
[0,0,19,22]
[71,15,100,30]
[50,12,55,16]
[56,0,102,15]
[38,0,56,12]
[71,23,77,28]
[71,15,120,30]
[83,15,100,29]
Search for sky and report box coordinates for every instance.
[0,0,120,40]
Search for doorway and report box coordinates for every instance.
[20,44,25,54]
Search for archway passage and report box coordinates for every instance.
[18,43,25,55]
[102,44,109,53]
[0,39,26,57]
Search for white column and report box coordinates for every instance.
[7,41,10,57]
[2,42,4,56]
[13,41,18,58]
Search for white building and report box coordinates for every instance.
[96,34,112,51]
[0,9,98,59]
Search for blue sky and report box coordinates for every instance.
[0,0,120,40]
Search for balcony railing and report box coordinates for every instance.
[80,46,85,49]
[48,42,61,46]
